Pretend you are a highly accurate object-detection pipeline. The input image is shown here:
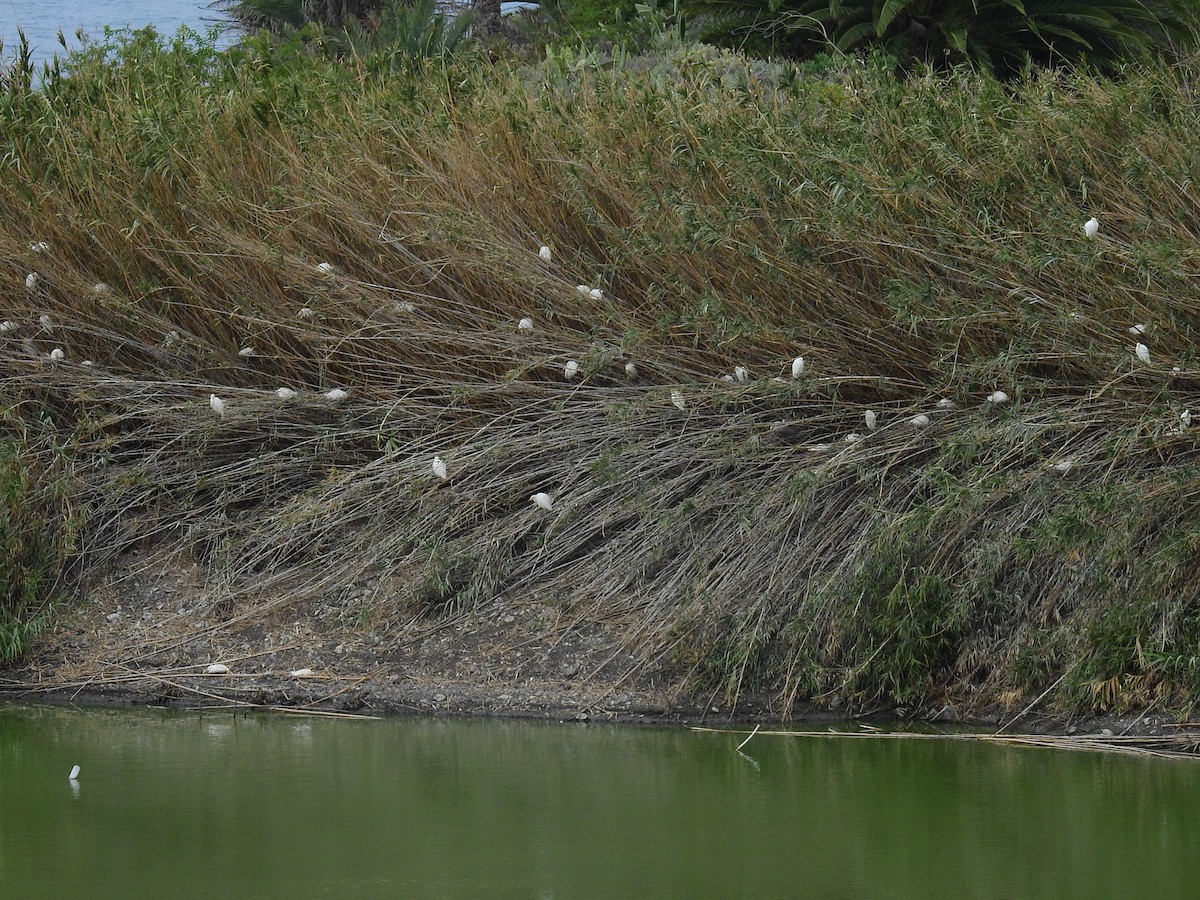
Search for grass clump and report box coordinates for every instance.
[4,27,1200,717]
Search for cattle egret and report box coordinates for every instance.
[30,241,48,253]
[910,414,930,427]
[564,360,579,380]
[432,456,448,480]
[69,765,80,781]
[25,273,39,290]
[299,307,316,320]
[1084,217,1100,238]
[210,394,226,417]
[0,321,14,332]
[93,282,110,294]
[844,433,863,443]
[1182,410,1192,429]
[1129,324,1148,336]
[791,356,805,378]
[290,668,315,677]
[624,361,638,380]
[734,366,750,384]
[589,288,604,300]
[275,387,296,400]
[316,262,335,274]
[936,398,956,409]
[518,317,534,331]
[539,246,552,262]
[38,314,52,332]
[206,663,230,675]
[1135,343,1151,365]
[986,391,1010,404]
[576,285,590,295]
[1054,459,1074,473]
[865,410,877,430]
[531,492,554,511]
[325,388,347,402]
[239,346,255,357]
[671,390,686,411]
[49,348,64,361]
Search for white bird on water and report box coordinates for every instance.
[531,492,554,511]
[539,246,552,262]
[865,410,877,431]
[325,388,347,402]
[275,387,296,400]
[1135,343,1151,365]
[210,394,226,418]
[791,356,805,379]
[69,765,80,781]
[432,456,448,480]
[671,390,686,411]
[1084,217,1100,238]
[563,360,579,380]
[49,348,64,362]
[25,273,39,290]
[518,316,534,331]
[624,361,638,380]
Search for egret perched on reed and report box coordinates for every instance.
[518,317,534,331]
[563,360,579,380]
[69,765,80,781]
[531,492,554,511]
[791,356,805,378]
[671,390,686,411]
[1084,217,1100,238]
[210,394,226,418]
[299,307,316,320]
[539,246,552,262]
[275,387,296,400]
[624,361,638,380]
[239,346,255,357]
[25,273,39,290]
[936,398,955,409]
[39,314,52,332]
[986,390,1010,404]
[734,366,750,384]
[30,241,48,253]
[49,348,64,362]
[432,456,448,480]
[325,388,347,402]
[865,410,877,430]
[1129,324,1148,336]
[910,414,930,427]
[316,262,335,274]
[1135,343,1151,365]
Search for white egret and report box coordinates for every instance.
[576,285,590,295]
[844,433,863,443]
[1053,459,1075,473]
[239,346,255,357]
[936,398,956,409]
[30,241,49,253]
[290,668,315,677]
[518,316,534,331]
[25,273,39,290]
[865,410,877,430]
[624,361,638,380]
[206,663,230,675]
[791,356,805,378]
[209,394,226,417]
[531,492,554,511]
[563,360,579,380]
[910,414,930,427]
[720,374,735,384]
[325,388,348,402]
[81,360,94,367]
[432,456,448,480]
[671,390,686,411]
[275,387,297,400]
[734,366,750,384]
[1182,410,1192,429]
[49,348,64,361]
[0,321,14,332]
[589,288,604,300]
[1135,343,1151,365]
[1084,217,1100,238]
[316,262,335,274]
[69,765,80,781]
[986,390,1010,404]
[1129,324,1148,336]
[38,314,52,332]
[539,246,552,262]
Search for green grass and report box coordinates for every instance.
[3,27,1200,716]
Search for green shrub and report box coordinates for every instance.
[0,444,60,664]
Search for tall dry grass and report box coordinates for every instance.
[4,30,1200,713]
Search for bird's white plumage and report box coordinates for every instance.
[30,241,49,253]
[564,360,579,380]
[93,282,110,294]
[69,765,80,780]
[316,262,335,274]
[936,398,955,409]
[910,414,930,427]
[589,288,604,300]
[1182,410,1192,429]
[844,433,863,443]
[1054,459,1074,473]
[865,410,877,430]
[0,321,13,332]
[671,390,686,411]
[1084,217,1100,238]
[238,346,255,357]
[209,394,225,417]
[432,456,448,480]
[206,663,230,674]
[38,314,51,332]
[290,668,315,677]
[576,285,590,295]
[1135,343,1151,365]
[1129,324,1148,336]
[531,492,554,511]
[539,246,552,262]
[298,307,316,320]
[734,366,750,384]
[791,356,805,378]
[275,387,296,400]
[518,317,534,331]
[624,361,638,380]
[986,390,1010,404]
[25,273,39,290]
[325,388,347,401]
[49,348,64,361]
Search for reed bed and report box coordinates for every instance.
[4,32,1200,713]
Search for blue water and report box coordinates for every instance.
[0,0,230,69]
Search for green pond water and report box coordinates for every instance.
[1,705,1197,898]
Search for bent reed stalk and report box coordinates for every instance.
[4,31,1200,716]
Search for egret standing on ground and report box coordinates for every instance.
[210,394,226,418]
[325,388,347,402]
[275,388,296,400]
[865,410,877,431]
[539,246,552,262]
[563,360,579,380]
[432,456,448,480]
[624,362,638,380]
[1084,217,1100,238]
[531,492,554,511]
[791,356,805,378]
[1135,343,1151,365]
[518,317,534,331]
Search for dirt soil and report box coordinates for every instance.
[0,543,1190,739]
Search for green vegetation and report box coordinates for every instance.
[4,20,1200,716]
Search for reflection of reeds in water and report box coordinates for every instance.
[6,36,1200,714]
